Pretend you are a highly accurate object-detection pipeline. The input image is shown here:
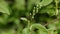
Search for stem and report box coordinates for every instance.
[55,0,58,16]
[20,17,31,28]
[32,4,39,19]
[32,7,36,19]
[27,20,30,28]
[36,4,39,13]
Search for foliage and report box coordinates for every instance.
[0,0,60,34]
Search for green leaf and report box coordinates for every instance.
[55,21,60,30]
[30,24,48,34]
[48,24,56,30]
[46,4,54,8]
[40,0,53,7]
[54,30,58,34]
[48,29,54,34]
[14,18,20,25]
[40,8,55,16]
[22,28,31,34]
[27,0,40,12]
[58,0,60,3]
[0,14,8,24]
[0,1,10,15]
[1,29,15,34]
[48,29,58,34]
[22,24,48,34]
[13,0,25,10]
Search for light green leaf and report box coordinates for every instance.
[48,29,58,34]
[48,29,54,34]
[48,24,56,30]
[22,24,48,34]
[22,28,31,34]
[40,0,53,7]
[0,1,10,15]
[30,24,48,34]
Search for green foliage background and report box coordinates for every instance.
[0,0,60,34]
